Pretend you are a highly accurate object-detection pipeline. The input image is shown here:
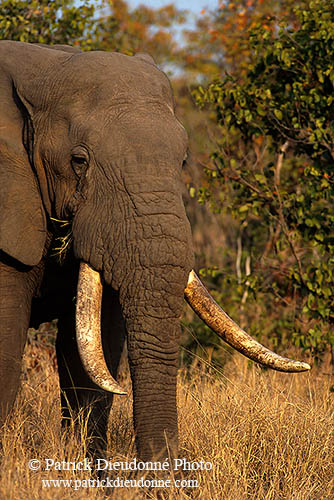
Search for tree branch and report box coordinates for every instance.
[274,141,305,284]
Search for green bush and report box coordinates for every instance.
[0,0,97,48]
[192,0,334,363]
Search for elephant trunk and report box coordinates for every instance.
[120,265,185,461]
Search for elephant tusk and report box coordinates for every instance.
[184,270,311,373]
[76,262,127,394]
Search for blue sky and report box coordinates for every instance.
[127,0,217,12]
[127,0,218,20]
[126,0,219,38]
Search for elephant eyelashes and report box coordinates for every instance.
[72,155,88,165]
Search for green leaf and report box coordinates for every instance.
[189,187,196,198]
[274,109,283,120]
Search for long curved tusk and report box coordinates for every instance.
[76,262,127,394]
[184,270,311,373]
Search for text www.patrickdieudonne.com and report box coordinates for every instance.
[28,457,214,489]
[42,477,199,489]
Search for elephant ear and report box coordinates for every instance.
[0,84,46,267]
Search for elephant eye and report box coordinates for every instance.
[72,155,88,166]
[71,154,88,176]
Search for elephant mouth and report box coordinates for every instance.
[76,263,311,395]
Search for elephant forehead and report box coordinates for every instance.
[54,51,174,109]
[71,110,188,163]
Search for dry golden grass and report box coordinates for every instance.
[1,338,333,499]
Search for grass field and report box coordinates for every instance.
[0,332,333,499]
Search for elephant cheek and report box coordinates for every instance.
[71,204,115,279]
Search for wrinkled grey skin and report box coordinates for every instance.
[0,41,194,460]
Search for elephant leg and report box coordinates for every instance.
[56,285,126,454]
[0,254,42,426]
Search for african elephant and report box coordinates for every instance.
[0,41,310,461]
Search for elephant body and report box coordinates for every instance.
[0,41,310,462]
[0,41,193,460]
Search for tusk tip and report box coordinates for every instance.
[298,361,311,372]
[91,373,128,395]
[284,360,311,373]
[187,269,196,286]
[113,388,128,395]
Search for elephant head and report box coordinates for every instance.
[0,41,310,461]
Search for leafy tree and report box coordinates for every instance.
[0,0,188,67]
[96,0,186,67]
[181,0,298,80]
[193,0,334,363]
[0,0,97,49]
